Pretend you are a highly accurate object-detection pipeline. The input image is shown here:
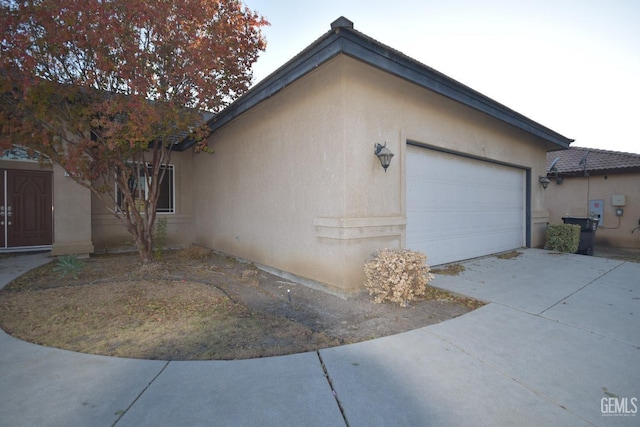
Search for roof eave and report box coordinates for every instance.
[555,166,640,177]
[183,19,573,150]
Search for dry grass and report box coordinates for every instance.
[495,250,523,260]
[0,248,482,360]
[0,278,338,360]
[431,263,466,276]
[174,245,216,262]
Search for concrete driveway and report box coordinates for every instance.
[0,249,638,426]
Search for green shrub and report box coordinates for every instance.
[53,255,86,279]
[545,224,581,253]
[364,248,434,307]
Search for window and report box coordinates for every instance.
[156,165,175,213]
[116,164,175,214]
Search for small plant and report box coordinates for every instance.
[53,255,86,279]
[364,248,434,307]
[545,224,581,253]
[153,217,168,261]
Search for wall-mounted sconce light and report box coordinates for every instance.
[548,157,562,185]
[374,143,394,172]
[539,176,550,190]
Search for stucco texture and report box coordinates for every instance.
[191,55,556,291]
[90,150,195,252]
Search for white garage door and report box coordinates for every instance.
[406,145,525,266]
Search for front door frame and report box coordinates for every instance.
[0,168,54,252]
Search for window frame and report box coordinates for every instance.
[115,163,175,214]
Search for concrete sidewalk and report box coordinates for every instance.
[0,252,52,291]
[0,250,638,426]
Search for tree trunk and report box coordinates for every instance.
[134,226,155,265]
[105,153,165,266]
[138,238,155,264]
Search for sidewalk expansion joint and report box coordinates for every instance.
[428,330,595,425]
[316,351,350,427]
[539,261,625,317]
[111,360,171,426]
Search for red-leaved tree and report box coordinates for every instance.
[0,0,267,263]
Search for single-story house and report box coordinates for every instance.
[545,147,640,249]
[1,17,573,292]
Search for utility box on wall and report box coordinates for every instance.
[589,199,604,226]
[611,194,626,206]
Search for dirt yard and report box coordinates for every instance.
[0,247,482,360]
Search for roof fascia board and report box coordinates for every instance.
[192,25,572,150]
[204,32,346,133]
[335,30,572,148]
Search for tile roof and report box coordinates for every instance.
[170,111,215,151]
[546,147,640,176]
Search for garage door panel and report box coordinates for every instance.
[406,145,525,266]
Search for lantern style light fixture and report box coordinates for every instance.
[374,143,394,172]
[539,176,550,190]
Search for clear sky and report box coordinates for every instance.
[246,0,640,154]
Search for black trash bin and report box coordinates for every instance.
[562,216,598,255]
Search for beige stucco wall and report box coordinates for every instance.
[0,159,93,255]
[544,173,640,249]
[0,158,52,179]
[0,159,49,171]
[2,147,195,255]
[51,164,94,256]
[192,56,359,291]
[192,55,556,291]
[336,57,552,250]
[91,150,195,252]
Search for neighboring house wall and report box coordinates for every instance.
[91,150,195,252]
[545,173,640,249]
[192,55,557,292]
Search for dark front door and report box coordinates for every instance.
[1,169,53,248]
